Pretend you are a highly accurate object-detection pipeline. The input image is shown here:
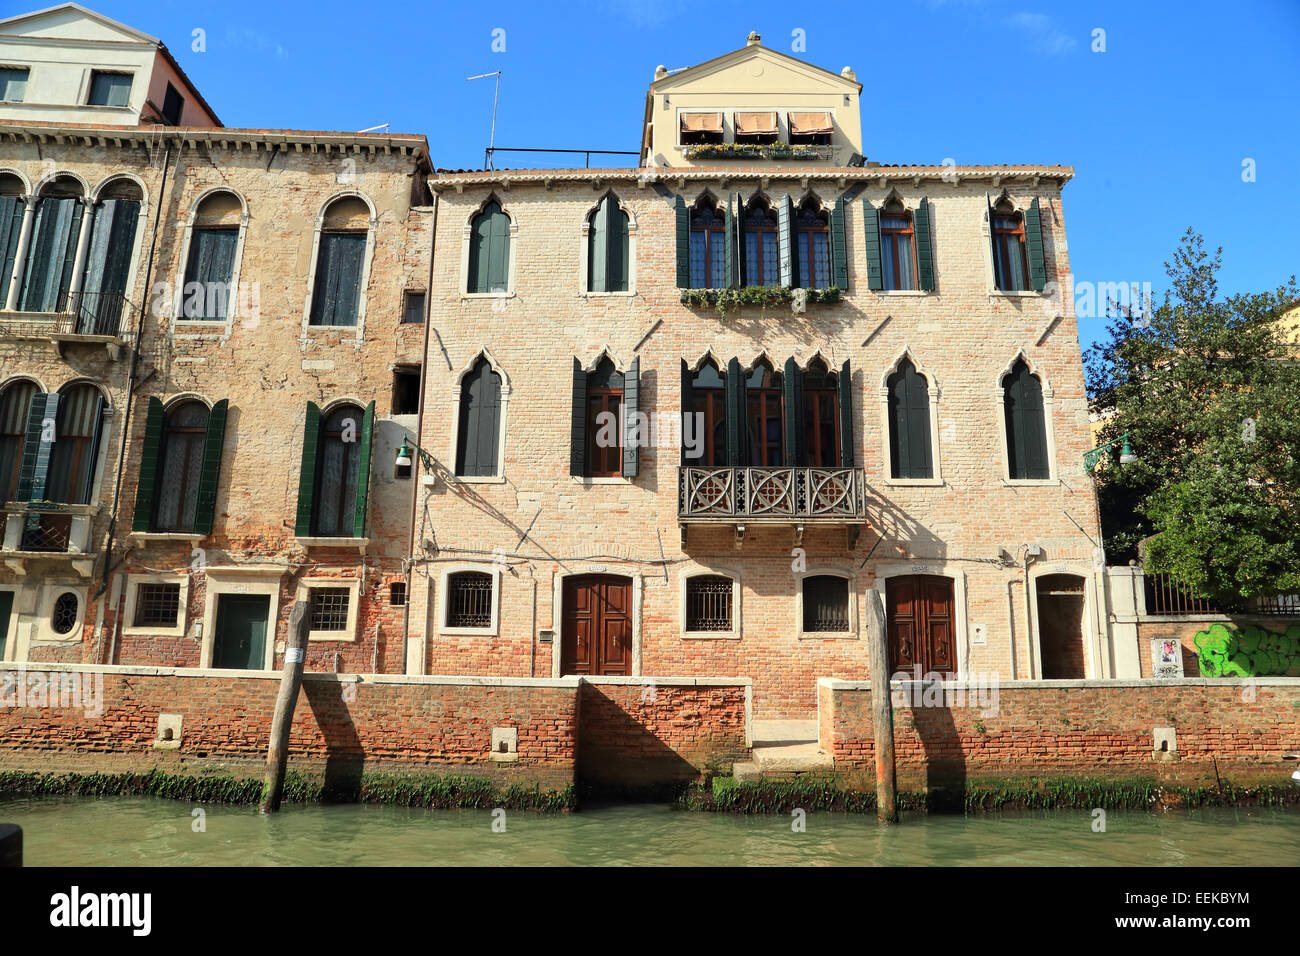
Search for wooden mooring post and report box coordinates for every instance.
[867,590,898,823]
[260,600,310,814]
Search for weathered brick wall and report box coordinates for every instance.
[0,664,577,791]
[409,173,1103,716]
[820,677,1300,785]
[576,678,750,787]
[1135,617,1300,678]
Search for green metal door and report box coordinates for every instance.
[212,594,270,670]
[0,591,12,661]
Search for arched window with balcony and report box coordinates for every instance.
[47,383,106,505]
[745,359,784,466]
[681,358,727,466]
[0,378,37,502]
[18,175,85,314]
[803,358,841,468]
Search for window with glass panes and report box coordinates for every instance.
[794,200,830,289]
[309,587,351,632]
[689,362,727,466]
[446,572,493,628]
[133,583,181,628]
[689,198,726,288]
[993,206,1028,291]
[685,575,733,631]
[802,575,850,632]
[584,358,624,477]
[743,198,779,287]
[745,361,784,466]
[880,202,916,291]
[802,360,840,467]
[154,401,209,532]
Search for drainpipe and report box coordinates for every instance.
[528,564,538,678]
[1022,544,1036,679]
[94,140,178,632]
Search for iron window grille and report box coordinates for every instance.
[686,575,733,631]
[447,572,494,628]
[134,583,181,628]
[51,592,79,635]
[309,587,351,632]
[803,575,850,632]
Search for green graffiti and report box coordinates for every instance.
[1194,622,1300,677]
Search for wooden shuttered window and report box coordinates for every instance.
[622,356,640,478]
[674,195,690,288]
[181,228,238,321]
[863,202,883,291]
[352,401,375,538]
[724,357,745,466]
[47,386,105,505]
[588,194,629,293]
[777,194,794,288]
[0,195,25,300]
[80,198,140,334]
[19,197,82,313]
[723,193,740,290]
[294,402,322,536]
[135,398,226,535]
[679,359,693,465]
[913,197,935,292]
[829,197,848,290]
[569,358,587,478]
[456,357,503,477]
[131,396,165,532]
[297,402,373,538]
[15,392,57,504]
[837,359,854,468]
[310,232,366,327]
[1004,360,1049,479]
[1024,197,1047,292]
[888,360,933,479]
[193,399,228,536]
[0,380,36,503]
[468,201,510,294]
[782,357,804,467]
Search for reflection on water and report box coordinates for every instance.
[3,796,1298,866]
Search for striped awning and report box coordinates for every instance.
[734,111,777,135]
[679,112,723,133]
[788,111,833,135]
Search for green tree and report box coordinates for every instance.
[1086,229,1300,607]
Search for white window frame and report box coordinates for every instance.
[995,349,1059,485]
[296,576,362,643]
[122,573,189,638]
[448,349,511,483]
[170,186,250,340]
[459,195,518,299]
[878,346,944,486]
[679,565,742,640]
[578,193,637,297]
[300,190,377,348]
[438,563,502,636]
[38,585,87,644]
[983,191,1047,299]
[795,567,859,641]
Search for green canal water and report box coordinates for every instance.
[3,797,1299,865]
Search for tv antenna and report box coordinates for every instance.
[467,70,502,169]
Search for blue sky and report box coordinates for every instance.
[98,0,1299,349]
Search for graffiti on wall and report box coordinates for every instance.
[1194,622,1300,677]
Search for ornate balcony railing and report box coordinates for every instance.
[678,466,866,521]
[0,290,132,339]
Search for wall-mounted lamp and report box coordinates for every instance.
[1083,432,1137,473]
[395,438,436,472]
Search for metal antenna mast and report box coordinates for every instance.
[466,71,502,169]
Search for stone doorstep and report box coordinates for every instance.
[750,719,832,773]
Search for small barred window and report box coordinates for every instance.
[134,583,181,628]
[685,575,733,631]
[309,587,351,632]
[51,592,79,635]
[446,571,493,628]
[802,575,850,632]
[389,582,407,607]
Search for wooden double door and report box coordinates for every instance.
[561,574,632,676]
[886,574,956,676]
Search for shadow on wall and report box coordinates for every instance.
[903,682,967,811]
[302,679,364,799]
[576,684,712,790]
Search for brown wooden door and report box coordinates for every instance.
[562,574,632,676]
[886,574,956,676]
[1036,574,1086,679]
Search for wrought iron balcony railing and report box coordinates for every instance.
[678,466,866,521]
[0,290,132,339]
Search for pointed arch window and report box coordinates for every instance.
[686,360,727,466]
[468,200,511,294]
[0,378,37,502]
[743,197,779,288]
[587,194,629,293]
[992,199,1028,292]
[888,358,933,479]
[689,196,726,288]
[584,358,625,478]
[456,357,503,477]
[794,199,830,289]
[1004,359,1049,479]
[745,360,784,466]
[880,199,916,291]
[803,359,841,468]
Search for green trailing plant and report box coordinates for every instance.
[681,141,823,160]
[680,285,841,315]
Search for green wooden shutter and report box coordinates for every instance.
[569,358,587,477]
[724,194,739,289]
[863,203,882,291]
[15,393,56,503]
[1005,363,1049,479]
[986,194,1000,289]
[680,359,695,465]
[352,401,375,537]
[914,197,935,292]
[56,201,84,309]
[192,399,228,535]
[782,357,805,466]
[1024,197,1046,292]
[608,204,629,293]
[725,357,745,466]
[457,360,502,477]
[294,401,321,536]
[21,198,81,313]
[777,194,794,288]
[622,357,640,478]
[0,196,24,298]
[830,197,848,290]
[674,195,690,288]
[131,396,164,532]
[837,359,854,468]
[487,208,510,293]
[889,365,932,479]
[589,195,609,293]
[75,393,106,506]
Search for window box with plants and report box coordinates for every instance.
[680,286,841,315]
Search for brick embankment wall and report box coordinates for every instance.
[577,678,751,788]
[0,665,579,793]
[819,677,1300,788]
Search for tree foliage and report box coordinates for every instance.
[1085,229,1300,606]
